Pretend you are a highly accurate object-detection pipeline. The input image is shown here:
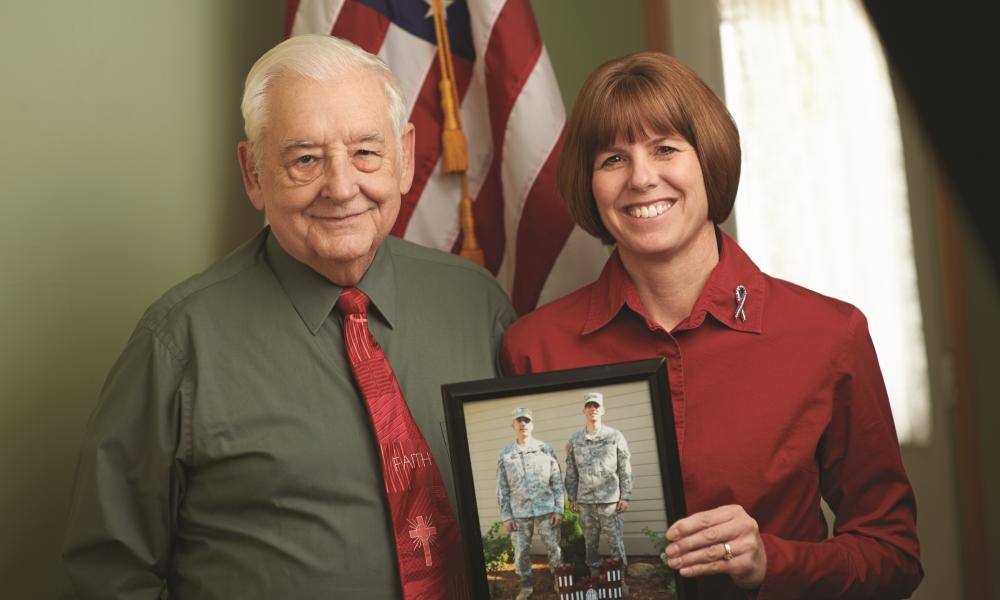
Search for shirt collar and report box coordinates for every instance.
[266,228,398,334]
[516,438,544,451]
[582,228,764,335]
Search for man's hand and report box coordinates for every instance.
[570,501,578,513]
[664,504,766,590]
[550,512,563,527]
[503,519,516,533]
[616,500,629,513]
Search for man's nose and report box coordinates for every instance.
[320,154,358,201]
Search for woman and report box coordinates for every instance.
[500,52,922,599]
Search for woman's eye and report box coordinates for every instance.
[655,146,676,155]
[600,155,623,168]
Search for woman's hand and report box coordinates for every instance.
[664,504,766,589]
[503,519,516,533]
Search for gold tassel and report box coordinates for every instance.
[439,79,468,174]
[432,0,483,267]
[459,192,484,265]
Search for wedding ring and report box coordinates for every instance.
[722,542,735,561]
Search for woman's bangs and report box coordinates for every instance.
[589,77,680,153]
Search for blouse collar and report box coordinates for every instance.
[581,228,765,336]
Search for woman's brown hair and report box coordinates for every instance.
[558,52,741,244]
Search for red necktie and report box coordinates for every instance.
[337,287,468,599]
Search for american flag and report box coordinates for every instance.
[285,0,607,315]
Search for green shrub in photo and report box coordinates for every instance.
[642,526,678,594]
[482,521,514,599]
[560,500,587,578]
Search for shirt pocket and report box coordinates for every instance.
[596,441,617,473]
[504,454,526,487]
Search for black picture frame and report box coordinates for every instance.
[442,358,696,599]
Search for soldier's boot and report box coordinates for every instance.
[515,576,533,600]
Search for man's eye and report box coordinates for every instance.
[296,155,319,165]
[353,148,384,172]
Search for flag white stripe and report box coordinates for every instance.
[466,0,506,61]
[290,0,344,36]
[404,170,463,250]
[460,57,497,199]
[499,45,564,223]
[495,46,565,290]
[377,24,436,120]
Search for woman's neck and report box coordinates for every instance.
[619,226,720,332]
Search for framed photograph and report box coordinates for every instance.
[442,358,696,600]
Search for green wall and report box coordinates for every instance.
[532,0,647,112]
[0,2,282,597]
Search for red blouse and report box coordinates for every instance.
[500,231,922,600]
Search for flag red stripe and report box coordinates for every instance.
[392,56,474,238]
[465,0,546,277]
[284,0,301,39]
[331,1,390,53]
[482,0,543,144]
[511,134,573,314]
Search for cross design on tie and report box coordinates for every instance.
[408,515,438,567]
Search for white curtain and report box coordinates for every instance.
[718,0,930,443]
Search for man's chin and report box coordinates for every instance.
[308,231,384,262]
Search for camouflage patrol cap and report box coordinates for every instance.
[512,407,533,421]
[583,392,604,408]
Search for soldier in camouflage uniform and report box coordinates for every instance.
[565,392,632,581]
[497,407,564,599]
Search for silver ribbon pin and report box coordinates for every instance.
[734,284,747,322]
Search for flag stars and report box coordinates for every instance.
[423,0,455,19]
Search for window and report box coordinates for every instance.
[718,0,930,443]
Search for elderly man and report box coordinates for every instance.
[565,392,633,581]
[496,408,564,598]
[59,35,515,599]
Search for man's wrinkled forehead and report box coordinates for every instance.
[258,74,399,161]
[278,132,388,155]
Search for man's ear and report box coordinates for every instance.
[398,123,416,195]
[238,141,265,211]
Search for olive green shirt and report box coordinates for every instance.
[60,228,515,599]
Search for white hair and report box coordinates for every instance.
[240,34,407,162]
